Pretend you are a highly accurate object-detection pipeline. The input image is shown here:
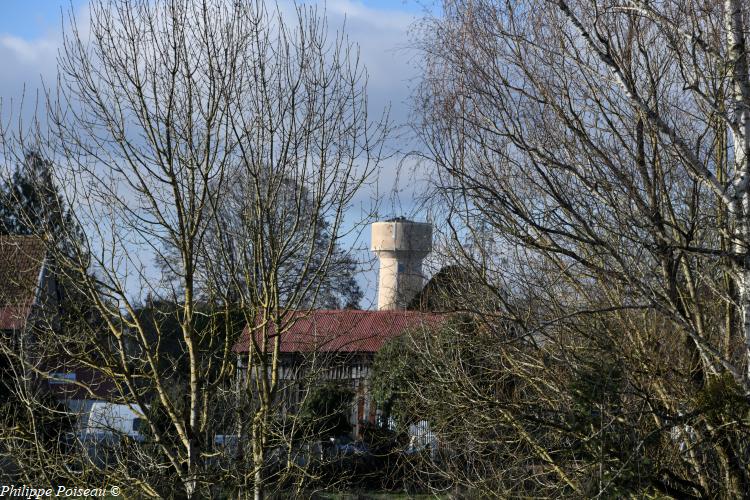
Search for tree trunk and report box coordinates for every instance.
[252,412,266,500]
[726,0,750,380]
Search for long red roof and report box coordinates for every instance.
[234,309,445,354]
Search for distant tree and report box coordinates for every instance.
[0,150,99,330]
[127,297,244,382]
[0,152,80,250]
[407,265,494,313]
[164,172,363,310]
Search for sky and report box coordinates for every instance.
[0,0,435,309]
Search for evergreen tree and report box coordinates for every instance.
[0,151,81,252]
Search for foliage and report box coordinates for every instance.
[298,381,354,438]
[370,334,421,429]
[694,373,750,426]
[368,308,750,497]
[370,316,482,430]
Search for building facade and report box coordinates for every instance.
[234,309,444,437]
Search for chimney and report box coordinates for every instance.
[371,217,432,310]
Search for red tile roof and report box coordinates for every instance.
[0,236,46,330]
[234,309,445,354]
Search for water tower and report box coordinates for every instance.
[371,217,432,310]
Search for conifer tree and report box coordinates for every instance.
[0,151,80,254]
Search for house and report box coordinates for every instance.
[234,309,444,437]
[0,235,63,398]
[0,235,119,419]
[0,235,106,399]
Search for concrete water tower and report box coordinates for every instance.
[371,217,432,310]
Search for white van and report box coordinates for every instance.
[77,401,146,442]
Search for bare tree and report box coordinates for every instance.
[0,0,385,497]
[404,0,750,496]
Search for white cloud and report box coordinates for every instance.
[0,2,90,128]
[327,0,414,31]
[0,34,59,128]
[0,34,57,65]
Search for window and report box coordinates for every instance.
[49,372,76,384]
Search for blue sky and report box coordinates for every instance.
[0,1,84,39]
[0,1,423,37]
[0,0,434,308]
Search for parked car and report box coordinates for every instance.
[334,436,369,456]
